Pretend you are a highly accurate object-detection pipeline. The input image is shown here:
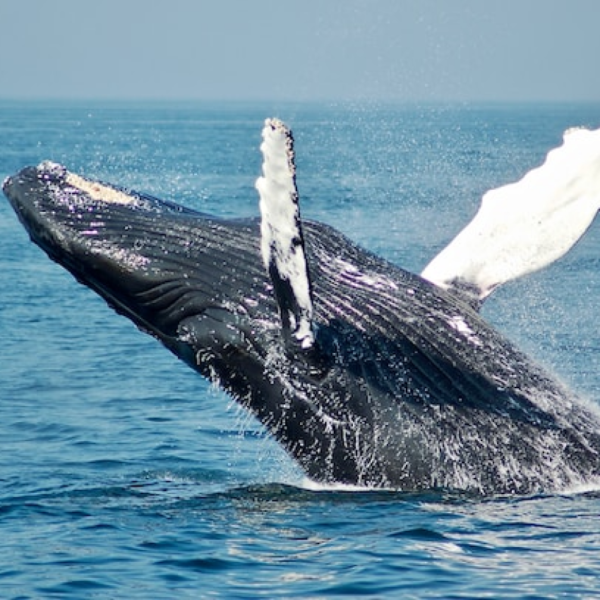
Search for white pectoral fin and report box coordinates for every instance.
[255,118,315,349]
[422,126,600,304]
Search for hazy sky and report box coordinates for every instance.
[1,0,599,102]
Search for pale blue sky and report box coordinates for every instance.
[1,0,599,102]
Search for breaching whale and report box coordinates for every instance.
[4,119,600,495]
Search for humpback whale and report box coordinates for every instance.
[4,119,600,495]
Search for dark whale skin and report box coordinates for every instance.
[4,163,600,495]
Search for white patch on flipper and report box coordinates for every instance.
[422,126,600,301]
[255,118,314,349]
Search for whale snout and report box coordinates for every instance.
[3,163,267,347]
[3,162,79,231]
[3,162,67,205]
[4,163,156,262]
[3,166,34,210]
[3,165,68,255]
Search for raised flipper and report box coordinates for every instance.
[255,118,315,349]
[422,126,600,305]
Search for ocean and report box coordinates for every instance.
[1,100,600,598]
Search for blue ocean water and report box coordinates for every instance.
[1,100,600,598]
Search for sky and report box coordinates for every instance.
[1,0,599,103]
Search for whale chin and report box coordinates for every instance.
[4,120,600,495]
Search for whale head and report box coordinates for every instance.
[3,160,277,372]
[4,161,392,486]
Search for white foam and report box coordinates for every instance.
[299,476,381,493]
[446,315,482,346]
[557,479,600,496]
[422,126,600,300]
